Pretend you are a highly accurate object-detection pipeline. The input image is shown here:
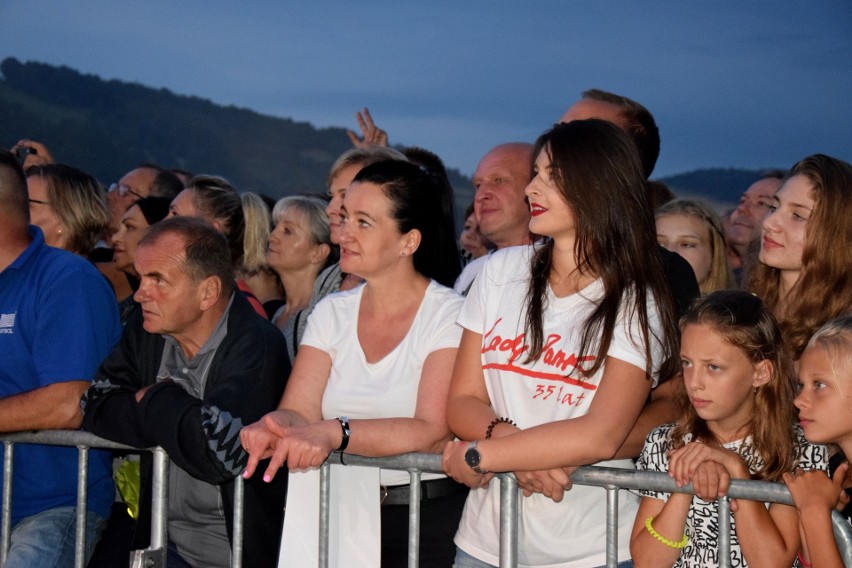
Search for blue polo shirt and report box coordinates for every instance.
[0,227,120,524]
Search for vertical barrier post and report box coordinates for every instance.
[832,510,852,567]
[498,474,519,568]
[232,473,244,568]
[318,462,330,568]
[605,486,619,567]
[408,470,421,568]
[129,446,172,567]
[150,448,169,551]
[74,445,90,568]
[1,441,13,565]
[717,496,731,568]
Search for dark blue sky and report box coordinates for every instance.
[2,1,850,177]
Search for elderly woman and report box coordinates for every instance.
[26,164,109,257]
[241,160,463,567]
[267,195,335,362]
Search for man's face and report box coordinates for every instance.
[472,145,532,249]
[133,234,205,338]
[107,167,158,234]
[559,98,627,128]
[727,177,783,250]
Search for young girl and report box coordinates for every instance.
[655,199,734,294]
[631,290,828,567]
[442,119,681,567]
[784,314,852,568]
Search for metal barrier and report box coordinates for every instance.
[0,430,244,568]
[321,452,852,568]
[1,432,850,568]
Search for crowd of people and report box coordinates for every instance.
[0,88,850,568]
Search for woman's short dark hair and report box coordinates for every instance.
[353,160,462,287]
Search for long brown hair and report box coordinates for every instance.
[748,154,852,359]
[672,290,796,481]
[523,120,679,382]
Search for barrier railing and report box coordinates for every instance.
[2,432,850,568]
[321,452,852,568]
[0,430,244,568]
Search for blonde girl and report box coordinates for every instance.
[631,290,827,567]
[784,314,852,568]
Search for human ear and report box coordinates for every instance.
[400,229,422,257]
[198,276,222,311]
[752,359,773,389]
[310,243,331,265]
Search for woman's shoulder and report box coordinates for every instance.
[426,280,464,303]
[313,282,363,313]
[479,245,535,281]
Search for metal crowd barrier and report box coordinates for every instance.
[321,452,852,568]
[1,432,851,568]
[0,430,244,568]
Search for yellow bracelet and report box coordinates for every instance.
[644,516,688,549]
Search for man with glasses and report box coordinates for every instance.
[106,165,183,238]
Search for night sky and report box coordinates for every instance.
[2,1,849,177]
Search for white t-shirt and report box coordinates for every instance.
[302,279,464,485]
[637,423,828,568]
[454,245,665,568]
[454,253,489,295]
[280,280,464,567]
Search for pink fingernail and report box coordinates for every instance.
[242,471,249,479]
[263,474,271,483]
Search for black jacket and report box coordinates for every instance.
[83,292,290,567]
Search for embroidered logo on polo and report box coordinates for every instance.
[0,313,15,334]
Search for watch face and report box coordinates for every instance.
[464,445,481,468]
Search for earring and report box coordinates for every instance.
[400,251,406,257]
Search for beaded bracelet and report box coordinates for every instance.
[485,417,517,439]
[644,516,688,549]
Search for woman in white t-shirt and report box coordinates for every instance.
[442,119,681,568]
[240,160,465,567]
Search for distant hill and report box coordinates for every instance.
[0,57,475,213]
[657,168,781,211]
[1,57,778,218]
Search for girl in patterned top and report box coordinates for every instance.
[631,290,827,567]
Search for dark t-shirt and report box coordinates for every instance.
[659,245,700,317]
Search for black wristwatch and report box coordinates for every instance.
[464,441,487,474]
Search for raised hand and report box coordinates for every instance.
[346,107,388,148]
[11,139,55,168]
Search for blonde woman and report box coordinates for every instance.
[655,199,735,294]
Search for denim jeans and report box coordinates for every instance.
[3,506,107,568]
[454,547,634,568]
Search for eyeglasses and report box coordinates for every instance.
[108,183,144,200]
[28,198,50,206]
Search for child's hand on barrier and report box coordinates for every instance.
[784,463,849,515]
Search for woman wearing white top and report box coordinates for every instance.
[442,120,681,568]
[241,159,465,567]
